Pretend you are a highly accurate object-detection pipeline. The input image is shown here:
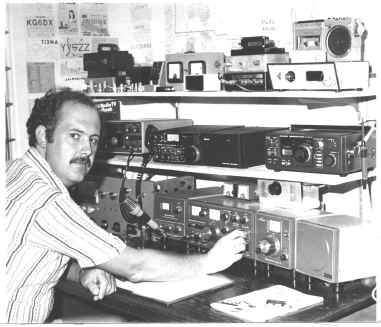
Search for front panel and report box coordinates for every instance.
[255,211,298,269]
[188,196,257,257]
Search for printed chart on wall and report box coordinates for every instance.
[80,3,109,36]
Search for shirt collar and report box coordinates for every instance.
[24,147,70,195]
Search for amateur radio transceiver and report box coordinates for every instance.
[99,119,193,155]
[264,125,376,175]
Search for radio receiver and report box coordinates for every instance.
[264,125,376,175]
[99,119,193,155]
[154,187,223,241]
[188,195,257,256]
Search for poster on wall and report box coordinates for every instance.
[169,2,218,53]
[128,4,153,63]
[58,58,87,90]
[26,14,55,38]
[58,3,79,35]
[175,2,216,33]
[27,62,55,93]
[26,39,60,61]
[60,37,92,58]
[80,3,109,36]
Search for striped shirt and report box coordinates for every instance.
[6,148,126,323]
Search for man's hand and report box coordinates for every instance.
[204,229,247,274]
[79,268,117,301]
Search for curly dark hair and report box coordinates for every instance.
[26,88,97,146]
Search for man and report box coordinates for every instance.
[6,88,247,323]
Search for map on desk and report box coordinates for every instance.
[211,284,323,322]
[116,273,234,305]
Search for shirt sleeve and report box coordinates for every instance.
[28,192,127,268]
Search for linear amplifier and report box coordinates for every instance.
[154,187,223,240]
[296,215,378,283]
[99,119,193,154]
[255,208,324,270]
[264,125,376,175]
[188,195,258,256]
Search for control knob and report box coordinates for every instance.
[294,144,312,163]
[256,236,280,256]
[184,145,201,163]
[268,181,282,195]
[323,154,336,167]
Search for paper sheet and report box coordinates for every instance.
[117,273,234,305]
[211,284,323,322]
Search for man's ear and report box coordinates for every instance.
[35,125,47,149]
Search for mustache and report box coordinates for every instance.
[70,156,91,166]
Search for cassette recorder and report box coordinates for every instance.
[264,125,376,175]
[256,179,321,210]
[151,125,242,165]
[163,52,225,91]
[296,215,378,283]
[154,187,223,240]
[268,61,369,91]
[71,175,195,242]
[255,208,324,270]
[293,17,367,62]
[99,119,193,155]
[188,195,258,256]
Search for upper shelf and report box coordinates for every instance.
[88,90,376,109]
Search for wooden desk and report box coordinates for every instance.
[55,260,375,322]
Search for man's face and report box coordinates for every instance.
[45,101,101,187]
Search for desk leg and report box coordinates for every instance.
[333,283,341,302]
[307,276,312,292]
[265,264,271,279]
[292,269,296,288]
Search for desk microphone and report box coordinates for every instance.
[119,195,160,231]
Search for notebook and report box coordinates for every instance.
[116,273,234,305]
[211,284,323,322]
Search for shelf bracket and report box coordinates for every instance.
[169,102,180,119]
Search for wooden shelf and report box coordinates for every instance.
[97,155,376,187]
[88,90,376,109]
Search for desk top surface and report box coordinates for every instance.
[57,260,375,323]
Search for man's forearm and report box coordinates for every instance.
[97,247,208,283]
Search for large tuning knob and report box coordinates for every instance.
[184,145,201,163]
[294,144,312,163]
[256,236,280,256]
